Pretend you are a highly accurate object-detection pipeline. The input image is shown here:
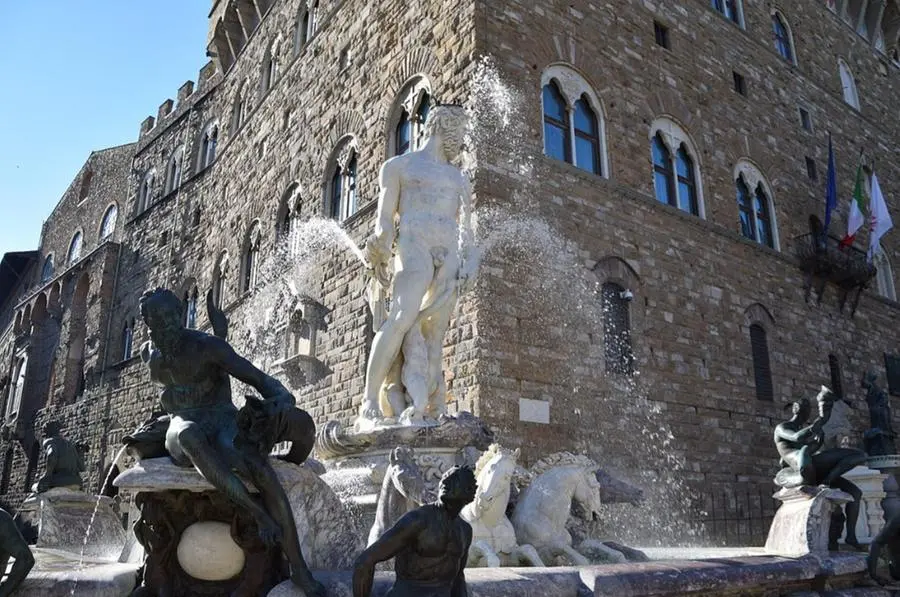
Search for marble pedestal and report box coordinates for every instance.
[765,486,853,557]
[316,412,494,540]
[114,457,362,596]
[18,488,126,560]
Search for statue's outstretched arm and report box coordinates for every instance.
[775,421,822,444]
[209,338,293,408]
[352,511,424,597]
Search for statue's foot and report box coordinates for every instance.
[291,572,326,597]
[846,538,866,551]
[359,401,383,422]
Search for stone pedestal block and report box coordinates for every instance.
[18,488,126,560]
[765,486,853,557]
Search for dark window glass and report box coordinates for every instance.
[122,324,133,361]
[542,83,570,163]
[652,134,675,207]
[654,21,670,48]
[806,157,818,182]
[712,0,741,24]
[573,96,601,175]
[799,107,812,131]
[330,167,342,219]
[347,155,358,217]
[750,323,774,401]
[602,282,634,375]
[396,110,411,155]
[733,71,746,95]
[829,354,844,399]
[416,93,431,148]
[754,184,774,248]
[773,14,793,62]
[676,146,698,215]
[736,176,754,240]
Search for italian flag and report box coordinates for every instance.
[840,164,867,247]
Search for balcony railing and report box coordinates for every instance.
[793,232,876,314]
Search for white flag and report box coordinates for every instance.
[868,173,893,262]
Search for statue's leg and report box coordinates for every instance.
[169,423,276,539]
[514,544,546,567]
[382,355,405,419]
[577,539,627,564]
[831,476,864,548]
[244,460,325,596]
[400,320,429,422]
[468,540,499,567]
[361,264,433,419]
[0,542,33,597]
[813,449,868,486]
[420,294,455,419]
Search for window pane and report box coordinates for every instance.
[676,147,692,179]
[330,168,342,218]
[750,324,774,401]
[544,122,568,161]
[348,157,358,216]
[542,84,567,121]
[678,181,695,213]
[655,171,673,205]
[652,135,669,167]
[396,112,411,155]
[575,137,599,174]
[755,187,773,247]
[574,99,597,135]
[602,282,633,375]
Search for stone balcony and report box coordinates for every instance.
[793,232,876,315]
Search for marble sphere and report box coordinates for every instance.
[176,521,245,581]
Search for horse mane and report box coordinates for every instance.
[529,452,596,477]
[474,444,503,478]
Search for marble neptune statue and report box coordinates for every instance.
[357,105,478,430]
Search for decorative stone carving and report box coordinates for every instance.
[356,105,480,430]
[765,486,853,557]
[367,447,429,547]
[842,465,887,544]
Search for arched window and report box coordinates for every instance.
[165,147,184,194]
[212,252,229,308]
[601,282,634,375]
[122,320,134,361]
[261,42,280,93]
[772,12,795,64]
[138,170,155,212]
[388,77,432,157]
[839,59,860,109]
[326,140,359,220]
[749,323,774,401]
[650,118,704,217]
[573,96,601,175]
[99,204,118,241]
[67,231,83,264]
[241,222,261,294]
[541,66,608,177]
[652,133,675,207]
[542,82,571,163]
[874,245,897,301]
[828,354,844,399]
[41,255,54,283]
[734,162,779,250]
[231,83,247,133]
[295,0,318,51]
[184,288,198,328]
[711,0,743,26]
[198,123,219,171]
[6,355,27,420]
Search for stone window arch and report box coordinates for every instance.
[294,0,319,53]
[733,160,779,250]
[6,353,27,420]
[540,64,608,177]
[41,254,54,283]
[593,256,641,375]
[261,38,281,94]
[99,203,118,241]
[650,117,704,218]
[711,0,744,27]
[137,169,156,213]
[197,121,220,172]
[212,251,230,308]
[231,81,248,133]
[772,10,796,64]
[165,146,185,193]
[325,137,359,221]
[240,221,262,294]
[838,58,860,110]
[873,244,897,301]
[387,76,432,157]
[877,1,900,62]
[745,303,775,402]
[67,230,84,264]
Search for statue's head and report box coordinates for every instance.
[790,398,812,420]
[140,288,184,343]
[424,105,468,161]
[438,465,477,511]
[43,421,62,438]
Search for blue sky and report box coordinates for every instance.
[0,1,209,257]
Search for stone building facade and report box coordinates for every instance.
[1,0,899,543]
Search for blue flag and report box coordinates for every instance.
[823,135,837,236]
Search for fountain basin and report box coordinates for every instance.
[10,548,139,597]
[267,552,873,597]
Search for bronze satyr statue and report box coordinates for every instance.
[353,465,476,597]
[35,421,84,493]
[0,507,34,597]
[774,388,867,549]
[138,288,325,597]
